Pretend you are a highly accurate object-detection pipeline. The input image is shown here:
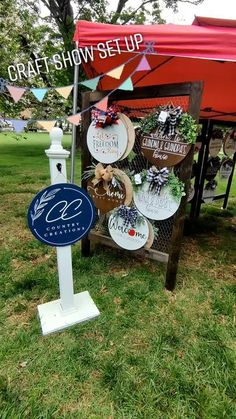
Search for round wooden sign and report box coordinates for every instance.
[209,137,222,157]
[202,187,215,203]
[87,180,126,214]
[223,132,236,157]
[141,131,191,167]
[194,142,202,154]
[119,113,135,160]
[205,157,221,181]
[144,221,155,249]
[187,182,195,202]
[108,211,149,250]
[87,118,128,164]
[220,159,234,180]
[133,182,181,221]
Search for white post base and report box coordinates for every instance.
[37,291,100,336]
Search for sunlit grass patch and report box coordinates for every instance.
[0,133,235,418]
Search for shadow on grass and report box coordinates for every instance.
[184,205,235,236]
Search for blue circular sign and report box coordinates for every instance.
[28,183,96,247]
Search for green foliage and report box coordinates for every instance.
[167,171,186,200]
[129,167,185,201]
[178,113,199,144]
[149,221,159,239]
[140,111,159,134]
[0,0,72,119]
[112,205,145,226]
[129,169,147,191]
[0,133,235,418]
[140,109,199,145]
[0,0,204,120]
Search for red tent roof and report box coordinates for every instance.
[74,18,236,121]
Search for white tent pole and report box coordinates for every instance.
[70,44,80,183]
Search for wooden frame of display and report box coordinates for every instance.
[81,81,203,290]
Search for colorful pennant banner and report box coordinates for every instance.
[2,51,153,132]
[136,55,151,71]
[6,119,28,133]
[118,77,133,91]
[37,120,56,132]
[95,97,108,112]
[80,76,100,90]
[55,85,73,99]
[67,114,81,126]
[107,64,124,80]
[31,88,48,102]
[4,51,148,103]
[7,86,26,103]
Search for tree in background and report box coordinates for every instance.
[0,0,72,119]
[0,0,203,120]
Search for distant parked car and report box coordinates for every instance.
[24,122,38,132]
[0,120,13,132]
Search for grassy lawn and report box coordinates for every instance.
[0,132,235,418]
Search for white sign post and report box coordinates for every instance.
[37,127,100,335]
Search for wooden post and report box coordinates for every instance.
[81,91,106,256]
[165,82,203,290]
[81,92,92,257]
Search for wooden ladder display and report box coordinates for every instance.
[81,82,203,290]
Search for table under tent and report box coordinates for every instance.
[73,16,236,289]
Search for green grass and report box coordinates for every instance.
[0,132,236,418]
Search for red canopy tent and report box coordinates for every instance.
[73,16,236,121]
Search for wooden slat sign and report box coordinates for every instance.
[141,132,191,167]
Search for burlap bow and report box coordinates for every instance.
[91,163,133,205]
[92,163,114,191]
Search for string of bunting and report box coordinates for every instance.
[2,53,151,103]
[0,52,151,133]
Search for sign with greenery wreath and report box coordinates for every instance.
[139,105,198,167]
[83,163,133,213]
[87,110,128,164]
[108,205,149,250]
[131,166,185,220]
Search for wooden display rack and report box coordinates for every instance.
[81,82,203,290]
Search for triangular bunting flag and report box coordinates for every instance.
[118,77,133,91]
[55,85,73,99]
[37,120,56,132]
[95,97,108,112]
[6,119,28,133]
[6,85,26,103]
[80,76,100,90]
[107,64,124,80]
[31,88,49,102]
[67,113,81,126]
[135,55,151,72]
